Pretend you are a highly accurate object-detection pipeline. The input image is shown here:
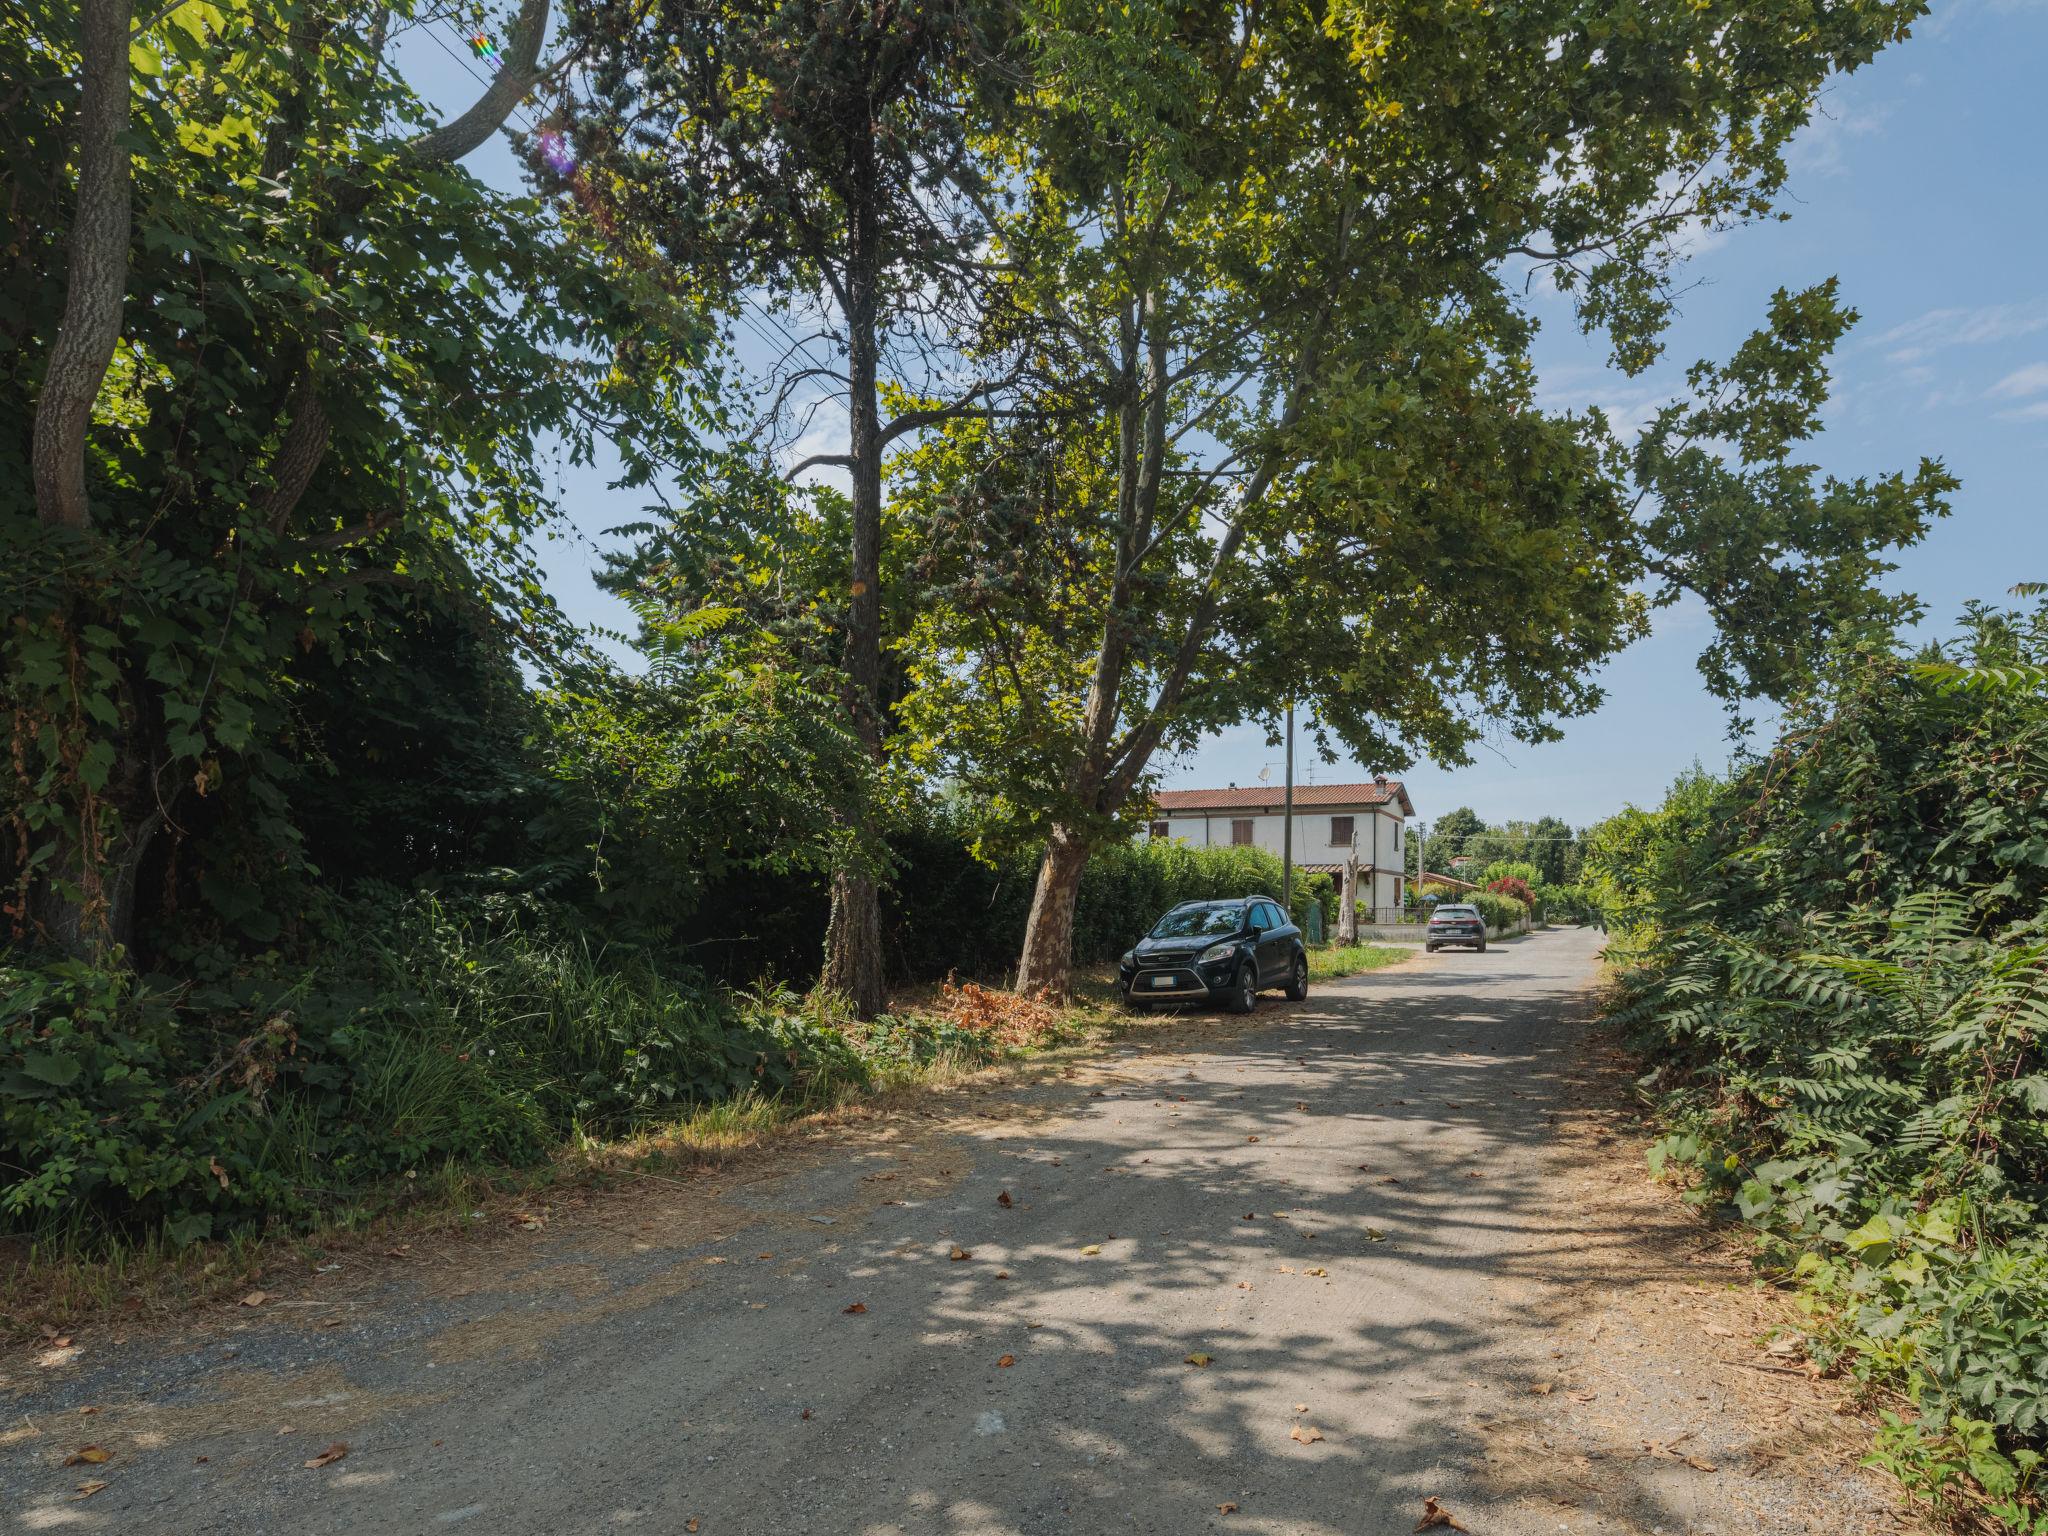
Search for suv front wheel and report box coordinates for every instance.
[1223,961,1257,1014]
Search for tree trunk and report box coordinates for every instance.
[31,0,134,529]
[1014,824,1093,1002]
[818,167,887,1018]
[1338,855,1359,944]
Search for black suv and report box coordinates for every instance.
[1118,896,1308,1013]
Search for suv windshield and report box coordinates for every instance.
[1432,905,1477,917]
[1150,904,1245,939]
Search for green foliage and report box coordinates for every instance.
[0,895,979,1244]
[890,829,1330,979]
[1464,890,1529,934]
[3,0,707,955]
[1590,599,2048,1529]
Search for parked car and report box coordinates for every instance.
[1425,902,1487,953]
[1118,896,1308,1013]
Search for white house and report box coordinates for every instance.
[1145,777,1416,921]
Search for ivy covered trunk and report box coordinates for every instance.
[1014,823,1092,1002]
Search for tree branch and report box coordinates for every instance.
[406,0,551,166]
[784,452,856,481]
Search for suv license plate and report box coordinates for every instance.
[1150,975,1174,988]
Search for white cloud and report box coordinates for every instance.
[1872,299,2048,362]
[1789,93,1893,178]
[1988,361,2048,399]
[1996,400,2048,422]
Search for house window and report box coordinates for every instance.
[1329,815,1354,847]
[1149,820,1169,840]
[1230,818,1254,846]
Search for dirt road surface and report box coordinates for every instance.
[3,929,1918,1535]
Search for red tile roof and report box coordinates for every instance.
[1152,780,1414,816]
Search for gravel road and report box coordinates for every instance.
[3,929,1914,1535]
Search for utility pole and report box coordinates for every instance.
[1282,702,1295,914]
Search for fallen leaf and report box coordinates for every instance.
[1290,1424,1324,1445]
[1363,1228,1388,1242]
[1566,1389,1597,1403]
[210,1157,230,1190]
[73,1480,108,1499]
[1237,1282,1252,1290]
[303,1442,348,1469]
[1305,1267,1328,1278]
[78,1405,99,1415]
[995,1270,1011,1279]
[997,1191,1013,1208]
[1530,1382,1554,1395]
[950,1247,973,1261]
[239,1290,271,1308]
[516,1213,544,1231]
[1080,1244,1101,1256]
[50,1335,72,1349]
[997,1354,1016,1368]
[1294,1403,1308,1413]
[1246,1135,1259,1143]
[686,1521,701,1533]
[1685,1455,1718,1472]
[1185,1353,1212,1367]
[842,1302,868,1314]
[64,1447,110,1466]
[1703,1324,1735,1338]
[1217,1502,1238,1514]
[1413,1495,1469,1530]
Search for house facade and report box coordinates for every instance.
[1144,777,1416,922]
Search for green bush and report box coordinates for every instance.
[1589,599,2048,1530]
[1465,890,1529,932]
[1,896,868,1245]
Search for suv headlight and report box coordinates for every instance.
[1120,950,1135,970]
[1197,941,1238,965]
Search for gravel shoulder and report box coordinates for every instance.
[2,929,1923,1535]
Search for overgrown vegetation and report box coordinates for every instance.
[1586,598,2048,1532]
[5,0,1949,1260]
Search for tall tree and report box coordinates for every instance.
[4,0,682,956]
[894,0,1942,999]
[1527,815,1578,886]
[553,0,1029,1015]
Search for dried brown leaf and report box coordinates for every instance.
[64,1447,110,1467]
[303,1442,348,1469]
[1289,1423,1324,1445]
[842,1302,867,1314]
[1413,1496,1468,1530]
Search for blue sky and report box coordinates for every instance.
[396,2,2048,836]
